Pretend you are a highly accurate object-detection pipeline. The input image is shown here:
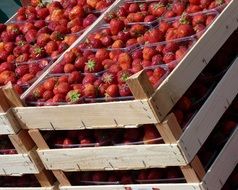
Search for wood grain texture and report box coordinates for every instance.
[37,144,186,171]
[201,128,238,190]
[60,183,202,190]
[151,0,238,122]
[0,154,39,175]
[179,57,238,162]
[14,100,157,130]
[29,129,71,186]
[0,110,20,135]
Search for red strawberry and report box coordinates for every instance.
[119,84,132,96]
[102,72,116,84]
[82,73,97,84]
[66,89,82,104]
[110,19,125,35]
[117,70,132,84]
[37,33,51,47]
[105,84,119,97]
[143,47,157,61]
[25,29,38,43]
[83,14,97,28]
[57,82,71,94]
[83,83,97,98]
[144,28,164,43]
[84,58,103,73]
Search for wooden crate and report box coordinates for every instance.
[0,89,56,187]
[57,127,238,190]
[14,0,238,130]
[27,57,238,173]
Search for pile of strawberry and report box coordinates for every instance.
[0,0,115,92]
[68,167,183,185]
[26,0,229,106]
[47,124,161,148]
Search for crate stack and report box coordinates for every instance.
[0,0,237,189]
[0,86,56,189]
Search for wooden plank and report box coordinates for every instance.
[37,144,186,171]
[0,154,39,175]
[127,70,154,99]
[156,114,205,183]
[14,100,157,130]
[0,110,20,135]
[35,168,56,187]
[201,128,238,190]
[150,0,238,122]
[60,183,202,190]
[179,57,238,163]
[29,129,71,186]
[9,130,35,153]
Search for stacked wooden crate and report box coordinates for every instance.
[0,0,237,189]
[0,87,56,189]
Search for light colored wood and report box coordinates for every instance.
[0,154,39,175]
[60,183,202,190]
[180,156,205,183]
[37,144,185,171]
[35,169,56,187]
[14,100,157,130]
[179,57,238,162]
[0,89,11,112]
[150,0,238,122]
[29,129,71,186]
[0,110,20,135]
[201,128,238,190]
[156,113,205,183]
[156,113,182,143]
[9,130,35,153]
[21,0,125,100]
[127,70,154,99]
[2,83,25,107]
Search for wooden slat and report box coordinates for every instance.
[14,100,157,130]
[150,0,238,122]
[0,154,39,175]
[156,114,205,183]
[9,130,35,154]
[179,57,238,162]
[37,144,185,171]
[201,128,238,190]
[0,110,20,135]
[60,183,202,190]
[29,129,71,186]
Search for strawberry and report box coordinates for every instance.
[95,49,109,63]
[110,19,125,35]
[84,58,103,73]
[105,84,119,97]
[69,5,85,20]
[83,14,97,28]
[102,72,116,84]
[117,70,132,84]
[64,64,76,73]
[119,84,132,96]
[129,24,146,38]
[118,52,132,70]
[143,124,161,144]
[66,89,82,104]
[25,29,38,43]
[82,73,97,84]
[57,82,71,94]
[53,94,65,103]
[83,83,97,98]
[30,46,46,59]
[143,47,157,61]
[43,90,54,100]
[32,85,45,99]
[37,33,51,47]
[144,29,164,43]
[149,2,166,17]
